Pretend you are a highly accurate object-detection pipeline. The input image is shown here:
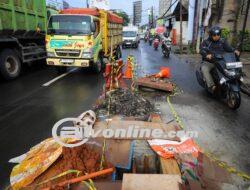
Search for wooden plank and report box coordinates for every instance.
[149,114,181,176]
[93,120,181,140]
[122,174,182,190]
[160,157,181,175]
[136,77,174,92]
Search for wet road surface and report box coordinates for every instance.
[0,42,249,188]
[0,65,104,188]
[127,42,250,185]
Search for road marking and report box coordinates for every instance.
[42,68,78,87]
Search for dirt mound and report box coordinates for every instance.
[29,144,112,189]
[96,88,154,120]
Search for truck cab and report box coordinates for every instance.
[122,26,140,49]
[46,8,123,74]
[46,14,103,73]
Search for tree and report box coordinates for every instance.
[113,11,130,26]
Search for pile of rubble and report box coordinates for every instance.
[96,88,154,119]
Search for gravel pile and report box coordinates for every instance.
[96,88,154,119]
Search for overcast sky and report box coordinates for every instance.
[61,0,159,24]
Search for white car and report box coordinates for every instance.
[122,26,140,48]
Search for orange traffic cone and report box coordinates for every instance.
[123,57,133,79]
[155,67,170,78]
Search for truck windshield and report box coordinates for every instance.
[123,31,137,37]
[48,15,91,35]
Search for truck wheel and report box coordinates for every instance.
[56,66,67,74]
[0,49,21,80]
[92,55,102,74]
[115,46,122,59]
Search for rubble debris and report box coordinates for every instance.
[136,77,174,92]
[30,144,112,189]
[95,88,154,119]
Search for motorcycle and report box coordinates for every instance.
[149,36,153,46]
[196,52,243,110]
[153,38,160,50]
[161,39,171,58]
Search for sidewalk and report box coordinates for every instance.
[241,52,250,65]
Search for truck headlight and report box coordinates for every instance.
[47,51,55,57]
[82,49,93,59]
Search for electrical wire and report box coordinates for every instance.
[158,0,179,20]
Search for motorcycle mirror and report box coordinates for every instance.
[90,22,96,33]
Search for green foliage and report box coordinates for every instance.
[113,11,130,26]
[239,30,250,51]
[220,28,250,51]
[221,28,231,39]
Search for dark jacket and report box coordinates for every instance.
[200,37,234,61]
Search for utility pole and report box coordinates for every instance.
[151,6,154,28]
[148,9,151,28]
[193,0,199,49]
[86,0,89,8]
[188,0,196,42]
[196,0,203,53]
[240,0,250,50]
[180,0,183,54]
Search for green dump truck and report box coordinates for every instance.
[0,0,47,80]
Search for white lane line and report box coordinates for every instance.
[42,68,78,87]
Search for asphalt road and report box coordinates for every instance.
[0,64,104,188]
[0,42,249,188]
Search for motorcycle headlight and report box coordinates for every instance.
[224,69,236,77]
[47,51,55,57]
[82,49,93,59]
[220,77,227,84]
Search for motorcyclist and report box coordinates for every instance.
[162,31,171,42]
[200,26,240,92]
[154,33,161,41]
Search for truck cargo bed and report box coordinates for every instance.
[0,0,47,36]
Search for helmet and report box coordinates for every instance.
[209,26,221,37]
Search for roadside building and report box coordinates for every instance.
[159,0,172,18]
[133,1,142,26]
[63,0,69,9]
[159,0,189,45]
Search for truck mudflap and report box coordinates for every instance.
[46,58,91,67]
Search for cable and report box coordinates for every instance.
[158,0,179,20]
